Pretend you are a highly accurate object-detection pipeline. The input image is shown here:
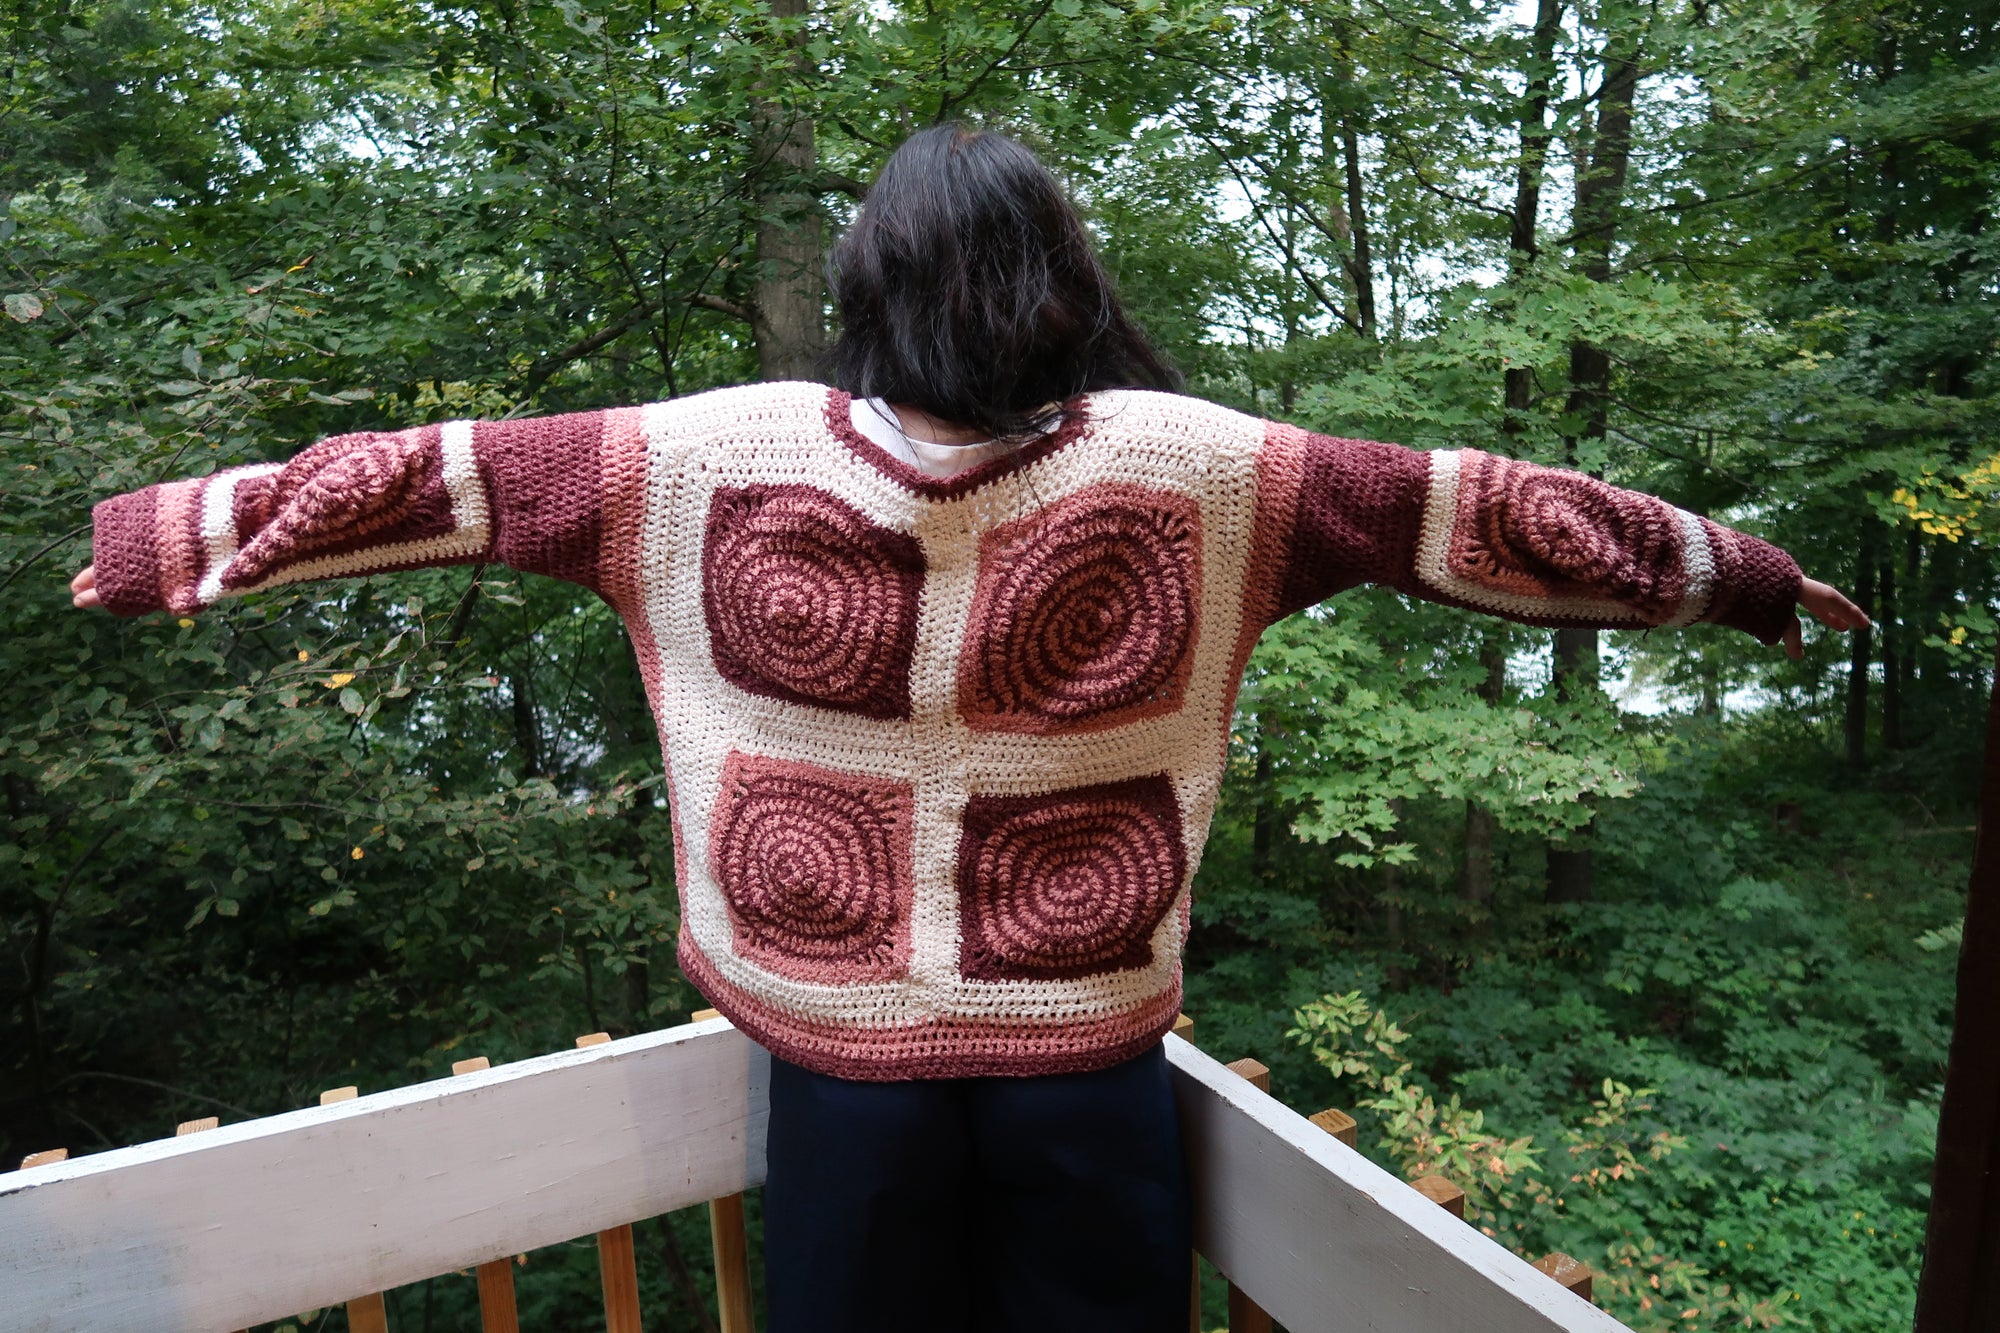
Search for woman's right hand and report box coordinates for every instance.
[71,564,101,610]
[1781,576,1870,659]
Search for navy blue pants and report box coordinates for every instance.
[763,1043,1192,1333]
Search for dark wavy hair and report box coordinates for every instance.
[826,124,1179,442]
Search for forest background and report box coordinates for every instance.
[2,1,1995,1329]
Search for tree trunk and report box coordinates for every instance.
[1324,7,1377,337]
[1846,535,1878,766]
[1328,9,1376,338]
[1542,23,1642,907]
[1251,745,1279,884]
[1502,0,1565,439]
[1384,797,1406,988]
[1546,626,1599,904]
[1460,634,1505,926]
[1460,801,1496,917]
[752,0,824,381]
[1509,0,1565,266]
[509,672,544,778]
[1882,549,1900,749]
[626,926,651,1029]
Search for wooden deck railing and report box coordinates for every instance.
[1,1015,1626,1333]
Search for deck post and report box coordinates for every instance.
[1410,1174,1466,1219]
[690,1009,756,1333]
[1307,1108,1357,1147]
[174,1116,246,1333]
[1222,1057,1275,1333]
[1533,1253,1593,1303]
[318,1086,390,1333]
[577,1033,646,1333]
[452,1057,522,1333]
[1174,1013,1199,1333]
[708,1191,754,1333]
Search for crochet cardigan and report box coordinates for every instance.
[89,383,1801,1080]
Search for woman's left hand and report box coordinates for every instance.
[1783,577,1871,659]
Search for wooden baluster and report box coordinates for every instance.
[577,1033,645,1333]
[1533,1252,1594,1303]
[1410,1174,1466,1219]
[1223,1058,1269,1089]
[1222,1058,1274,1333]
[708,1191,754,1333]
[687,1009,754,1333]
[19,1148,68,1169]
[451,1058,523,1333]
[319,1086,391,1333]
[1307,1108,1357,1148]
[176,1116,248,1333]
[1171,1014,1200,1333]
[476,1260,521,1333]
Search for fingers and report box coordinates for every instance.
[1828,590,1871,630]
[70,564,101,610]
[1798,577,1873,632]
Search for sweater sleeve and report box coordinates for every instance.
[90,407,657,617]
[1250,423,1802,644]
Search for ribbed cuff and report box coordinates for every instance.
[91,488,166,617]
[1704,524,1802,645]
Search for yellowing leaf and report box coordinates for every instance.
[324,672,355,688]
[350,846,364,860]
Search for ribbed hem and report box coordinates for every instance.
[679,934,1182,1081]
[91,488,167,616]
[1703,523,1803,645]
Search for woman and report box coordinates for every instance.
[72,124,1865,1331]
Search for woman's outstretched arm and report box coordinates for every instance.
[71,407,653,616]
[1252,425,1867,650]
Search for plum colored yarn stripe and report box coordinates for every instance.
[89,383,1802,1079]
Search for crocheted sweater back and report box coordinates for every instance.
[90,382,1801,1080]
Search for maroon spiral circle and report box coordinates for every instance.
[957,775,1186,980]
[703,485,923,720]
[1476,460,1675,611]
[709,755,913,982]
[227,430,451,588]
[961,486,1201,732]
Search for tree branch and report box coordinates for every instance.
[814,171,867,200]
[526,291,757,391]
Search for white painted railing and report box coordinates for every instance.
[0,1021,1627,1333]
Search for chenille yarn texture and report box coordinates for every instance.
[90,383,1802,1080]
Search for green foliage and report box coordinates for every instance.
[6,0,1993,1329]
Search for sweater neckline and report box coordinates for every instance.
[823,388,1091,499]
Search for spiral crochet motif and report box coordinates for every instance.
[702,485,923,720]
[1456,455,1679,615]
[226,432,447,588]
[708,753,914,983]
[957,775,1186,981]
[960,484,1201,733]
